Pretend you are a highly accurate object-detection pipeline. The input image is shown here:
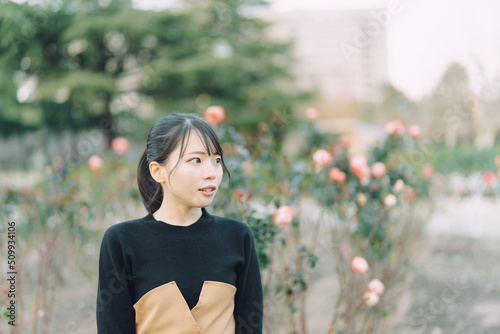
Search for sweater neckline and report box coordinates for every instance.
[142,208,214,239]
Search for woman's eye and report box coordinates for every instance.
[215,157,222,164]
[189,158,201,163]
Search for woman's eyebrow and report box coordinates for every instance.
[185,150,221,156]
[185,151,208,155]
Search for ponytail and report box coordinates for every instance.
[137,149,163,213]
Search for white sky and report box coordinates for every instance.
[269,0,500,100]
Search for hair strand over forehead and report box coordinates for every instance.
[137,112,230,213]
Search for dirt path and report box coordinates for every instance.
[391,197,500,334]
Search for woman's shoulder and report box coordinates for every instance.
[210,213,252,235]
[103,214,149,241]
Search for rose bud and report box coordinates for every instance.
[111,137,129,155]
[313,149,333,168]
[273,206,294,229]
[204,106,226,124]
[371,162,387,179]
[329,167,346,184]
[407,124,421,139]
[363,291,380,307]
[88,155,103,171]
[368,279,385,296]
[351,256,369,274]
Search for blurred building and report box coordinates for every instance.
[261,8,389,119]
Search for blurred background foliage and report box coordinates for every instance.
[1,0,499,175]
[0,0,311,147]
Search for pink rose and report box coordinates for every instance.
[407,124,421,139]
[484,171,495,188]
[422,163,434,179]
[88,155,103,171]
[305,107,319,121]
[371,162,387,179]
[385,120,405,136]
[351,256,369,274]
[329,167,346,184]
[313,149,333,168]
[111,137,129,155]
[363,292,380,307]
[204,106,226,124]
[273,206,293,229]
[368,279,385,296]
[349,155,370,179]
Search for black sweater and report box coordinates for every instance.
[96,208,263,333]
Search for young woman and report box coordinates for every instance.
[96,113,263,333]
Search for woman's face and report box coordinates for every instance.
[159,130,223,210]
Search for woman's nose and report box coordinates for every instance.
[202,161,217,179]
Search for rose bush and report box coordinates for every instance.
[208,113,434,333]
[1,110,435,333]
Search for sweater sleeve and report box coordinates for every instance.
[234,227,263,334]
[96,231,136,334]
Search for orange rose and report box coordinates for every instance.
[329,167,346,184]
[484,171,495,188]
[341,136,351,149]
[349,155,370,179]
[234,188,252,201]
[204,106,226,124]
[273,206,294,229]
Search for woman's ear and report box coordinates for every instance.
[149,161,166,183]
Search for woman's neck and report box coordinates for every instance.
[152,205,203,227]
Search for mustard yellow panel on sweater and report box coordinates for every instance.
[134,280,236,334]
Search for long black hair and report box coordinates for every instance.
[137,112,230,213]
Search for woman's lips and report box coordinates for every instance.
[199,186,216,196]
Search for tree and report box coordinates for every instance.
[140,0,311,139]
[429,62,473,147]
[0,0,310,151]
